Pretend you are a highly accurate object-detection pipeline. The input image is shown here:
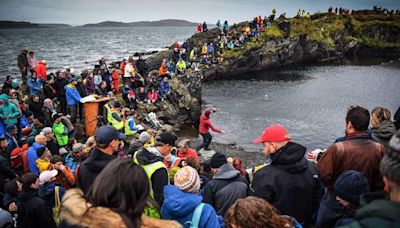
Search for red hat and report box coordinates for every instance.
[204,110,211,117]
[253,124,291,144]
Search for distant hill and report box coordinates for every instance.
[0,21,71,29]
[40,23,72,28]
[81,19,198,27]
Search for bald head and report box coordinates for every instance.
[35,135,47,145]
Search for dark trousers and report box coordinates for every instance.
[196,132,212,151]
[68,105,77,124]
[78,103,84,121]
[315,189,344,228]
[59,96,67,115]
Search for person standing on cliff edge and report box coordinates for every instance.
[196,109,224,153]
[17,49,29,95]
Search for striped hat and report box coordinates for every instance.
[174,166,200,193]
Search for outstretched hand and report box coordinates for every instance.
[221,130,225,134]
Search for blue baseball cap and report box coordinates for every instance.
[95,125,126,144]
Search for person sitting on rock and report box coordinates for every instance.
[201,43,208,56]
[176,59,186,75]
[123,109,139,138]
[136,87,147,105]
[159,59,169,78]
[147,87,158,104]
[159,77,178,104]
[167,59,175,77]
[108,102,124,131]
[172,48,180,64]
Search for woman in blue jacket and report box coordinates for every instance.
[161,166,223,228]
[64,77,81,123]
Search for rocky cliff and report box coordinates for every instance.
[200,13,400,79]
[142,13,400,128]
[149,13,398,80]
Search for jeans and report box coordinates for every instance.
[196,132,212,151]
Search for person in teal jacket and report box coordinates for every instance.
[0,94,21,125]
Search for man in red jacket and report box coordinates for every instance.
[196,109,224,153]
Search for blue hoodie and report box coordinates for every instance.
[27,78,42,96]
[65,84,82,106]
[27,143,44,175]
[161,185,222,228]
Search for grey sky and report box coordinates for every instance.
[0,0,399,25]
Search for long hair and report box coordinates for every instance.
[232,157,246,177]
[86,158,150,228]
[225,196,292,228]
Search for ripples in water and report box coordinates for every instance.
[203,62,400,151]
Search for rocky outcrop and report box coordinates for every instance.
[200,14,400,79]
[141,13,400,128]
[134,70,202,131]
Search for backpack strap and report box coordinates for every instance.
[186,203,204,228]
[54,186,60,208]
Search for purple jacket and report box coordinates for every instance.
[85,77,95,94]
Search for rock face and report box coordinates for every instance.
[135,70,202,130]
[143,13,400,128]
[199,14,400,79]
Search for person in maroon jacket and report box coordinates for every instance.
[196,109,224,152]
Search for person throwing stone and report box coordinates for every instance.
[196,109,224,153]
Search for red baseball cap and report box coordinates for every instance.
[253,124,291,144]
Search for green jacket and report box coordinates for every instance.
[0,94,21,125]
[338,193,400,228]
[53,122,68,147]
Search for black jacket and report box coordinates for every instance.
[47,138,60,156]
[18,189,56,228]
[76,82,88,97]
[135,148,168,207]
[29,100,44,119]
[55,78,68,97]
[203,163,248,216]
[249,142,322,226]
[77,147,116,193]
[43,83,57,100]
[0,154,16,192]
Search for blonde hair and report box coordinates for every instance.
[371,106,392,128]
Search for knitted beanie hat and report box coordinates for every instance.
[36,147,47,158]
[334,170,369,205]
[210,152,227,168]
[174,166,201,193]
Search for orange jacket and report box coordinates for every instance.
[55,166,76,189]
[159,65,168,76]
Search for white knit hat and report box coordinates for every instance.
[174,166,200,193]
